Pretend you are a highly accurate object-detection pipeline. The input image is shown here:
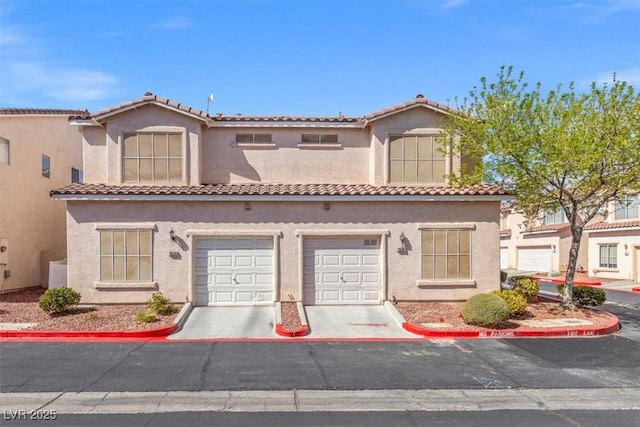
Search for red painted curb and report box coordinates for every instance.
[275,323,309,337]
[0,322,178,340]
[402,311,620,339]
[535,276,602,286]
[632,287,640,294]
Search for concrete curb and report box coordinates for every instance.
[398,306,621,339]
[275,301,309,337]
[0,302,192,341]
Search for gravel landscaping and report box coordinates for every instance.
[0,288,613,333]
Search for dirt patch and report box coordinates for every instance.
[394,300,613,331]
[280,302,302,332]
[0,288,179,331]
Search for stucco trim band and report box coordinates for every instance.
[95,223,157,230]
[416,280,477,289]
[416,223,476,230]
[94,282,158,291]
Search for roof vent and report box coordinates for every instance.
[235,113,242,116]
[216,112,222,117]
[144,91,154,96]
[416,93,424,99]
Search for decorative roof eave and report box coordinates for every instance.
[362,96,462,128]
[521,224,571,235]
[205,119,363,129]
[51,183,512,202]
[585,219,640,233]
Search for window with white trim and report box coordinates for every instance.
[100,230,152,282]
[301,133,338,143]
[614,197,638,220]
[123,133,182,182]
[421,229,471,280]
[543,209,565,225]
[598,244,617,269]
[389,135,446,184]
[0,137,9,165]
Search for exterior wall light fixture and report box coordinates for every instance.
[170,229,176,241]
[624,244,629,256]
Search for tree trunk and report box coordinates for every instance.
[562,227,583,310]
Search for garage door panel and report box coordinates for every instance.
[194,237,274,306]
[517,247,552,272]
[304,237,381,305]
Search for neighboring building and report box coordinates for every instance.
[585,196,640,282]
[51,93,509,305]
[0,109,85,293]
[500,204,589,273]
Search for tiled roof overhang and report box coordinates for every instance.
[585,220,640,233]
[522,224,571,235]
[51,183,511,202]
[1,108,88,116]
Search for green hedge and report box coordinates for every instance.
[556,285,606,307]
[462,293,510,328]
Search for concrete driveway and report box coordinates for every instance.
[169,302,418,340]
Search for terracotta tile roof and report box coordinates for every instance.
[523,223,571,234]
[363,94,462,122]
[585,219,640,231]
[89,92,209,122]
[210,114,360,123]
[71,92,462,125]
[0,108,89,116]
[52,183,510,198]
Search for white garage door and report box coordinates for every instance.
[194,237,274,306]
[500,247,509,269]
[517,247,552,272]
[304,237,381,305]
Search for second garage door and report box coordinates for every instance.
[304,237,381,305]
[517,247,552,272]
[194,237,274,306]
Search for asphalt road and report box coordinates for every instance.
[1,286,639,425]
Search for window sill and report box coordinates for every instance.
[231,142,278,149]
[417,280,476,289]
[296,143,343,149]
[94,282,158,291]
[595,268,619,273]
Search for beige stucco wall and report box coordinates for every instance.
[202,127,369,184]
[588,230,640,281]
[65,199,501,304]
[0,114,83,292]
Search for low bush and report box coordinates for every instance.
[461,293,510,328]
[491,289,528,316]
[510,276,539,302]
[146,292,180,315]
[136,311,157,323]
[556,285,606,307]
[38,287,81,314]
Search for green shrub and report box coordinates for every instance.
[556,285,606,307]
[491,289,528,316]
[136,311,157,323]
[510,276,539,302]
[500,271,508,283]
[146,292,179,315]
[38,287,81,314]
[461,293,510,328]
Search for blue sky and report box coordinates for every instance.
[1,0,639,116]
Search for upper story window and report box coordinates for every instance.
[301,133,338,143]
[389,135,446,184]
[543,209,565,225]
[123,133,182,183]
[71,167,83,183]
[0,138,9,165]
[235,133,272,143]
[42,154,50,178]
[614,196,638,220]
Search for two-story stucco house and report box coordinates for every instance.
[0,109,85,293]
[500,204,590,274]
[585,196,640,282]
[51,93,509,306]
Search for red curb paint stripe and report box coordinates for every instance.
[534,277,602,286]
[632,287,640,294]
[275,323,309,337]
[0,323,177,340]
[402,312,620,339]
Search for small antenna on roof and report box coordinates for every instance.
[206,93,214,115]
